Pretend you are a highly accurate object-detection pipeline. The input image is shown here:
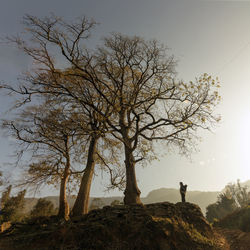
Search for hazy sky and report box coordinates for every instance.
[1,0,250,198]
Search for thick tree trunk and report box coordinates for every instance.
[57,159,70,220]
[119,109,142,205]
[123,143,142,205]
[71,136,97,216]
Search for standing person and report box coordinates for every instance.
[179,182,187,202]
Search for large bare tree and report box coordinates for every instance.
[85,33,221,204]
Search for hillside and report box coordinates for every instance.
[0,202,224,249]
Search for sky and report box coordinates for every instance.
[1,0,250,198]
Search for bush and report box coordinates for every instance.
[206,194,236,222]
[1,189,26,222]
[30,198,56,218]
[214,206,250,232]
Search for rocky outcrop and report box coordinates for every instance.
[0,202,222,249]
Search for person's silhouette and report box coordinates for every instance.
[179,182,187,202]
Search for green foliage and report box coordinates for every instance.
[206,180,250,223]
[206,192,236,222]
[206,203,221,223]
[0,189,26,222]
[30,198,56,218]
[219,192,237,212]
[214,206,250,232]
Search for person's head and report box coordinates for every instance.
[179,182,183,186]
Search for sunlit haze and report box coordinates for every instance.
[1,0,250,198]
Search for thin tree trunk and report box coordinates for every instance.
[123,142,142,205]
[57,135,70,220]
[57,158,70,220]
[71,136,98,216]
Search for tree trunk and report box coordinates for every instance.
[57,158,70,220]
[71,136,98,216]
[123,143,142,205]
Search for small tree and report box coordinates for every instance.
[30,198,55,218]
[1,189,26,222]
[206,193,236,223]
[3,103,83,220]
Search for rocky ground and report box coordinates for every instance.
[0,202,249,249]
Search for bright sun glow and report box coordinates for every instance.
[238,111,250,180]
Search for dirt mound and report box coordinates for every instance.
[0,202,222,249]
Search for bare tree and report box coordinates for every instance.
[90,33,221,204]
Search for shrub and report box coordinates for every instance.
[214,206,250,232]
[1,189,26,222]
[30,198,56,218]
